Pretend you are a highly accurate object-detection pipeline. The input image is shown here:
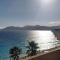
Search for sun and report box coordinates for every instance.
[38,0,56,10]
[42,0,51,4]
[41,0,53,6]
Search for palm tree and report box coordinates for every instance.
[26,41,39,56]
[9,46,22,60]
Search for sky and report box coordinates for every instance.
[0,0,60,28]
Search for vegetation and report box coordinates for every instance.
[26,41,39,56]
[9,41,39,60]
[9,46,21,60]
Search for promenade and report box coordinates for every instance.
[22,47,60,60]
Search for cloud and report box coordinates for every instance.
[48,21,60,26]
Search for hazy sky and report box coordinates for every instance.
[0,0,60,28]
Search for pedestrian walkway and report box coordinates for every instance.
[22,46,60,60]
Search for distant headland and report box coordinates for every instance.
[0,25,60,31]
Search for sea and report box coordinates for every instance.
[0,30,60,60]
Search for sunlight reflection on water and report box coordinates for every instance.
[27,30,60,51]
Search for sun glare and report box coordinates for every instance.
[39,0,56,8]
[28,31,57,50]
[41,0,52,4]
[41,0,55,5]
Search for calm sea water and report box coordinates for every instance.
[0,30,60,60]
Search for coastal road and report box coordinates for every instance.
[22,47,60,60]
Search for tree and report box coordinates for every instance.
[26,41,39,56]
[9,46,22,60]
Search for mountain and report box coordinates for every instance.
[1,25,60,31]
[0,25,60,31]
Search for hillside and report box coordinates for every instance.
[1,25,60,31]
